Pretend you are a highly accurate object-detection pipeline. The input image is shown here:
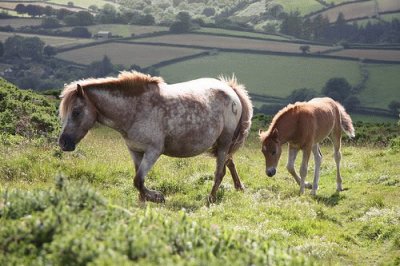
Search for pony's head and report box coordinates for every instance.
[58,84,97,151]
[259,128,282,177]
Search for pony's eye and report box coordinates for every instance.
[72,110,81,119]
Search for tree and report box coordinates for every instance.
[280,11,302,37]
[64,11,94,26]
[44,45,57,57]
[169,12,194,33]
[287,88,318,103]
[20,37,45,60]
[4,35,24,58]
[202,7,215,17]
[322,77,352,102]
[86,55,115,77]
[15,4,26,15]
[343,95,360,111]
[300,45,310,54]
[388,100,400,114]
[41,17,61,28]
[70,27,92,38]
[97,4,119,24]
[0,41,3,57]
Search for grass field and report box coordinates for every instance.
[159,52,362,98]
[133,34,332,54]
[1,125,399,265]
[0,1,85,12]
[359,64,400,109]
[0,18,42,28]
[0,31,94,48]
[47,0,119,9]
[60,24,168,38]
[56,42,205,67]
[195,27,292,41]
[273,0,324,15]
[328,48,400,62]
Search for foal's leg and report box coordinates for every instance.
[226,158,244,190]
[130,148,164,203]
[332,131,344,192]
[299,147,312,195]
[311,144,322,196]
[287,145,312,189]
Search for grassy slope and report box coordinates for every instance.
[273,0,324,15]
[47,0,118,9]
[61,24,168,37]
[1,126,399,265]
[194,28,291,41]
[159,52,362,98]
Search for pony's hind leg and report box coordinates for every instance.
[208,140,231,203]
[311,144,322,196]
[332,131,343,191]
[287,145,312,190]
[226,158,244,190]
[130,148,164,203]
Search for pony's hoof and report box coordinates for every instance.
[208,194,217,204]
[235,183,245,191]
[311,190,317,196]
[305,182,313,189]
[140,190,165,203]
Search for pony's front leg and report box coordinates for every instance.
[299,147,312,195]
[311,144,322,196]
[131,148,164,203]
[287,145,312,189]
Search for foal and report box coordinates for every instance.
[259,97,354,195]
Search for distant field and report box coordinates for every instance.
[273,0,324,15]
[195,28,292,41]
[56,42,205,67]
[359,64,400,109]
[351,113,397,123]
[60,24,168,37]
[354,12,400,25]
[0,18,42,28]
[0,31,93,48]
[0,1,84,12]
[133,34,332,54]
[329,49,400,62]
[47,0,119,9]
[159,52,361,99]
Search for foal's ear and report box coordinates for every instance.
[258,129,264,137]
[76,84,84,98]
[271,128,279,140]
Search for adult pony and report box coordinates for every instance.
[59,71,253,203]
[259,97,354,196]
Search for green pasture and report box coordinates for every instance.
[360,64,400,109]
[273,0,324,15]
[195,27,292,41]
[159,52,362,98]
[47,0,118,9]
[1,126,399,265]
[60,24,168,38]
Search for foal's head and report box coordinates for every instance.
[58,84,97,151]
[259,128,282,177]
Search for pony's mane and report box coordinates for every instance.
[59,71,164,119]
[260,102,302,141]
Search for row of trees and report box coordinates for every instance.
[280,11,400,44]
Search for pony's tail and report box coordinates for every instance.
[219,74,253,157]
[337,102,355,138]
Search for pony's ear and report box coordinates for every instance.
[271,128,279,140]
[77,84,84,98]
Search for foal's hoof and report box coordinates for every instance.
[305,182,313,189]
[140,190,165,203]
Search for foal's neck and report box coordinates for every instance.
[274,111,297,144]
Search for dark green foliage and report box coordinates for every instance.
[85,55,115,78]
[287,88,318,103]
[4,35,44,60]
[0,41,3,57]
[41,17,61,29]
[169,12,197,33]
[0,79,59,139]
[63,11,94,27]
[322,77,352,102]
[0,179,311,265]
[43,45,57,57]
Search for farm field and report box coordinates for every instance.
[194,27,292,41]
[273,0,324,15]
[0,31,94,48]
[328,48,400,62]
[0,18,41,28]
[159,52,362,99]
[61,24,168,38]
[47,0,119,9]
[354,12,400,25]
[132,34,332,54]
[56,42,205,67]
[311,0,400,22]
[1,125,399,265]
[359,64,400,109]
[0,1,85,12]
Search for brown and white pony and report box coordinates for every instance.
[259,97,354,196]
[59,71,253,203]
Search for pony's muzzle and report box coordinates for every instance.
[266,168,276,177]
[59,134,76,152]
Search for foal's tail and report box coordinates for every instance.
[336,101,355,138]
[220,75,253,157]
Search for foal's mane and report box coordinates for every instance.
[59,71,164,119]
[260,103,300,141]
